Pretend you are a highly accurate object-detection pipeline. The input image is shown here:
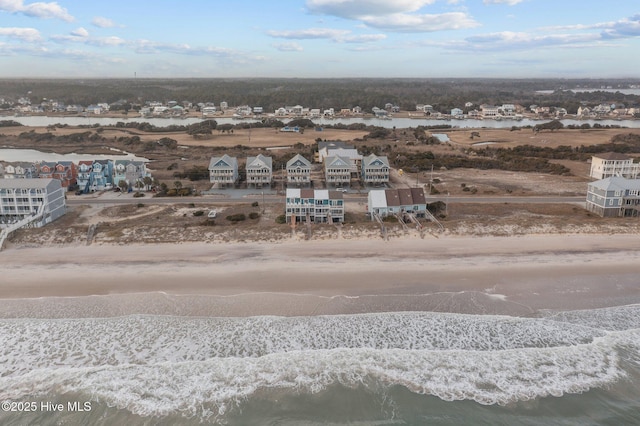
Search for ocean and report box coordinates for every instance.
[1,295,639,425]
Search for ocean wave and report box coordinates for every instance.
[0,313,605,376]
[0,311,635,421]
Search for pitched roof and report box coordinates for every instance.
[287,154,311,168]
[208,154,237,169]
[363,154,389,167]
[382,188,426,207]
[589,176,640,192]
[325,156,351,168]
[246,154,272,170]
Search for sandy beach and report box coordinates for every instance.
[1,234,639,317]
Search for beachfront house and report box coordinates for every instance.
[326,148,362,177]
[286,154,311,186]
[361,154,390,186]
[324,155,351,187]
[589,153,640,180]
[0,178,66,227]
[208,154,238,187]
[285,188,344,224]
[586,177,640,217]
[246,154,273,188]
[367,188,427,220]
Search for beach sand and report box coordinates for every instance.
[1,234,639,317]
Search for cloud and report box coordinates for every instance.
[273,42,303,52]
[483,0,525,5]
[70,27,89,38]
[0,26,41,42]
[305,0,477,33]
[267,27,386,43]
[0,0,74,21]
[91,16,119,28]
[306,0,435,18]
[361,12,479,32]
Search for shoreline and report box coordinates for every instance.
[1,234,640,316]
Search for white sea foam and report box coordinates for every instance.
[0,311,636,421]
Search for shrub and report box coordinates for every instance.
[249,212,259,220]
[275,215,287,224]
[382,215,397,223]
[193,210,205,217]
[136,203,145,208]
[251,201,259,207]
[226,213,246,223]
[133,192,145,198]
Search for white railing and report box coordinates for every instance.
[0,204,45,251]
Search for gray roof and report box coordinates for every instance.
[318,141,354,151]
[363,154,389,167]
[589,176,640,192]
[246,154,272,170]
[0,178,61,191]
[208,154,238,170]
[325,156,351,168]
[287,154,311,168]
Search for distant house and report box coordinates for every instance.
[586,177,640,217]
[114,160,147,189]
[286,154,311,186]
[480,105,500,118]
[589,153,640,180]
[52,161,78,189]
[87,160,113,191]
[324,155,351,187]
[0,178,66,227]
[246,154,272,188]
[4,162,37,179]
[450,108,464,117]
[208,154,238,187]
[367,188,427,220]
[361,154,390,185]
[285,188,344,224]
[76,160,93,192]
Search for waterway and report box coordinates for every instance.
[4,115,640,130]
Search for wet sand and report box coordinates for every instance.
[1,234,639,316]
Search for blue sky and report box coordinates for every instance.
[1,0,639,78]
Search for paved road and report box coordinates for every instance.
[66,194,586,206]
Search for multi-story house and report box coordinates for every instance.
[589,153,640,180]
[368,188,427,220]
[114,160,147,189]
[88,160,113,191]
[285,188,344,224]
[326,148,362,177]
[76,160,93,192]
[361,154,390,186]
[52,161,77,189]
[208,154,238,187]
[480,104,500,118]
[286,154,311,187]
[246,154,273,188]
[324,156,351,187]
[0,178,66,227]
[586,176,640,217]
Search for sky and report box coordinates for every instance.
[0,0,639,79]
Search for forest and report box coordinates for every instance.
[1,78,639,115]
